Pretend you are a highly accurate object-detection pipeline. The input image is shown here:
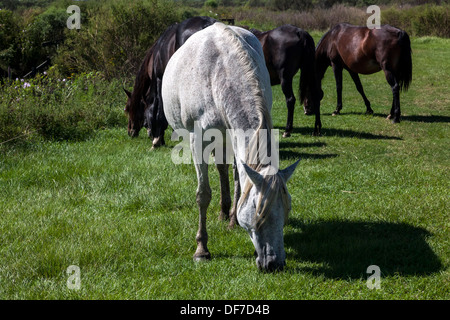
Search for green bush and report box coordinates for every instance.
[0,10,21,77]
[0,73,126,143]
[20,7,68,72]
[54,0,182,78]
[412,4,450,37]
[205,0,219,8]
[382,4,450,38]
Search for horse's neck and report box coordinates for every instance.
[132,53,152,102]
[229,111,275,190]
[315,32,333,81]
[315,47,330,82]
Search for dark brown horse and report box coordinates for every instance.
[251,25,322,136]
[124,16,217,147]
[306,23,412,123]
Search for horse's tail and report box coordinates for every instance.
[397,30,412,92]
[298,30,316,104]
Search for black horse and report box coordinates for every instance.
[124,16,217,147]
[305,23,412,123]
[251,25,322,136]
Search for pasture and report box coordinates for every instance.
[0,34,449,300]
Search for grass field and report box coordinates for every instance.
[0,35,449,300]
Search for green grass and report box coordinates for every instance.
[0,36,449,300]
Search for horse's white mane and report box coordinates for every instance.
[212,23,290,229]
[213,23,272,134]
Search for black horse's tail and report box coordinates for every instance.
[298,30,317,104]
[397,30,412,92]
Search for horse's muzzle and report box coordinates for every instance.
[256,255,285,272]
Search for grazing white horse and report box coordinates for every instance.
[162,22,299,271]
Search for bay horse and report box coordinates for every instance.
[251,25,322,136]
[162,23,300,271]
[124,16,217,147]
[306,23,412,123]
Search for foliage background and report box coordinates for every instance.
[0,0,448,300]
[0,0,449,81]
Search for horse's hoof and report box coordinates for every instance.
[283,132,291,138]
[386,114,392,120]
[193,252,211,262]
[218,211,229,221]
[391,118,400,124]
[332,111,340,116]
[366,110,374,115]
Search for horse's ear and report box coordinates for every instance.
[279,159,300,183]
[242,162,263,187]
[123,87,132,99]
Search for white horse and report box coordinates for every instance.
[162,22,300,271]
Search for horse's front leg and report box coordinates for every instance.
[191,134,212,261]
[228,158,240,229]
[152,77,167,148]
[280,74,296,138]
[332,62,343,116]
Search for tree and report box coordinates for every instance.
[0,10,20,76]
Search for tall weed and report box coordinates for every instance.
[0,72,126,143]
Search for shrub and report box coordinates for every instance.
[205,0,219,8]
[382,4,450,38]
[412,4,450,37]
[0,73,126,143]
[54,0,182,78]
[0,10,21,77]
[19,7,68,73]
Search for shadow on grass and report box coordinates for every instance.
[341,112,450,123]
[275,126,402,140]
[279,141,326,149]
[278,140,338,161]
[285,218,443,278]
[279,150,338,161]
[401,115,450,123]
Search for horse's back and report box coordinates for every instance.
[176,16,217,49]
[162,23,270,132]
[326,23,405,74]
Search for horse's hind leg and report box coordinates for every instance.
[216,159,231,221]
[280,73,296,137]
[348,70,373,114]
[384,69,401,123]
[191,134,212,261]
[332,62,343,116]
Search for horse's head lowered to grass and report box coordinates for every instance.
[237,160,300,271]
[123,86,146,138]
